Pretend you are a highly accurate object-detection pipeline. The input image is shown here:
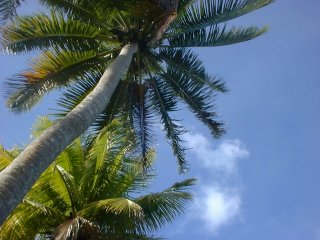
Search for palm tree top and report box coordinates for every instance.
[0,117,196,239]
[0,0,273,171]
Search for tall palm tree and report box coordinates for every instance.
[0,117,195,239]
[0,0,273,223]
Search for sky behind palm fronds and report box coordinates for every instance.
[1,0,320,239]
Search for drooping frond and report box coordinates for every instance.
[172,0,273,34]
[160,63,225,137]
[147,77,187,172]
[166,24,268,47]
[5,47,115,113]
[1,11,103,53]
[0,0,23,24]
[159,48,227,92]
[0,199,64,240]
[54,216,101,240]
[135,178,196,232]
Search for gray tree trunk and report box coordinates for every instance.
[0,43,138,225]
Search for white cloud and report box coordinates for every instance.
[180,131,249,234]
[183,133,249,174]
[198,186,241,233]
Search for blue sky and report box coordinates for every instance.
[1,1,320,239]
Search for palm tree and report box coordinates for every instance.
[0,117,195,239]
[0,0,273,223]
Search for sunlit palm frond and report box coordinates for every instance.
[135,178,196,232]
[0,200,64,240]
[0,145,15,171]
[54,216,101,240]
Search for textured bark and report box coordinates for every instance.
[0,43,138,225]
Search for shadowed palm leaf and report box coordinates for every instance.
[0,117,195,239]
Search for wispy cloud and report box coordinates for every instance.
[181,132,249,234]
[183,133,249,174]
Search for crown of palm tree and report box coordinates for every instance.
[0,117,195,240]
[1,0,272,172]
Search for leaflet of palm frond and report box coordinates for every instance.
[159,47,227,92]
[171,0,273,35]
[135,178,195,232]
[1,11,104,53]
[54,216,101,240]
[5,74,57,113]
[167,24,268,47]
[160,65,225,138]
[147,77,188,172]
[0,0,23,24]
[131,84,155,169]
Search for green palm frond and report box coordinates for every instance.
[5,47,115,113]
[0,0,23,24]
[0,118,195,239]
[0,200,63,240]
[167,24,268,47]
[53,165,83,215]
[80,198,144,221]
[160,64,225,137]
[133,84,154,168]
[54,216,101,240]
[1,11,104,53]
[148,77,187,172]
[0,145,15,171]
[135,178,196,232]
[172,0,273,34]
[159,48,227,92]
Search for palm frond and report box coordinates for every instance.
[55,165,84,214]
[135,178,196,232]
[171,0,273,35]
[54,216,101,240]
[0,145,15,171]
[0,200,64,240]
[0,0,23,24]
[79,198,144,220]
[166,24,269,47]
[159,47,227,92]
[160,64,225,137]
[147,77,188,172]
[5,48,114,113]
[1,11,103,53]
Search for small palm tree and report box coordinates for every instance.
[0,0,272,223]
[0,118,195,239]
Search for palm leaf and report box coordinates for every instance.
[160,64,225,137]
[0,0,23,24]
[0,145,15,171]
[167,24,268,47]
[171,0,273,35]
[79,198,144,221]
[147,77,188,172]
[159,47,227,92]
[54,216,101,240]
[135,178,196,232]
[1,11,104,53]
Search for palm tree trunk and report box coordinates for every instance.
[0,43,138,225]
